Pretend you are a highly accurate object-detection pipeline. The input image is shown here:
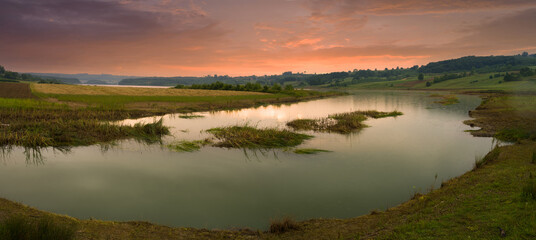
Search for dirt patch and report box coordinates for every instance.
[0,83,34,98]
[32,84,267,97]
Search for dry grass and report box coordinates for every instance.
[31,84,267,97]
[269,217,300,234]
[0,83,34,98]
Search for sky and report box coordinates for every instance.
[1,0,536,77]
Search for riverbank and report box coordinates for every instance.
[1,91,535,239]
[0,83,343,148]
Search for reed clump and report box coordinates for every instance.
[269,217,300,234]
[0,107,169,147]
[287,110,402,134]
[206,125,312,149]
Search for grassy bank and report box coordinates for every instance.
[287,110,402,133]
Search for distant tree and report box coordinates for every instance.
[520,67,534,77]
[4,71,19,79]
[0,65,5,75]
[418,73,424,81]
[21,73,33,80]
[270,83,282,92]
[426,81,432,87]
[522,51,529,57]
[503,72,520,82]
[489,75,493,79]
[284,84,294,91]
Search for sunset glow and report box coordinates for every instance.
[1,0,535,76]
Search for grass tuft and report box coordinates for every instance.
[167,139,212,152]
[206,125,312,149]
[287,110,402,134]
[293,148,332,154]
[269,217,300,234]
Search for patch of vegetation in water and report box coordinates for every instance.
[178,114,204,119]
[0,114,170,147]
[287,110,402,134]
[293,148,332,154]
[167,139,212,152]
[430,94,460,105]
[206,125,312,149]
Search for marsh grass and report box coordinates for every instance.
[269,217,300,234]
[178,114,204,119]
[287,110,402,134]
[293,148,332,154]
[206,125,312,149]
[0,216,76,240]
[0,112,169,147]
[167,139,212,152]
[532,151,536,164]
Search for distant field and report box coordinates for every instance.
[31,83,267,96]
[0,83,34,98]
[345,72,536,92]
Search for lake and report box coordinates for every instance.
[0,91,495,230]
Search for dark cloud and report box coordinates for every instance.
[0,0,212,43]
[450,8,536,50]
[302,0,536,16]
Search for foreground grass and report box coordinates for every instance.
[287,110,402,133]
[206,126,313,149]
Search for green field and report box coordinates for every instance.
[342,71,536,92]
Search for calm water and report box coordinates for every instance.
[0,91,494,230]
